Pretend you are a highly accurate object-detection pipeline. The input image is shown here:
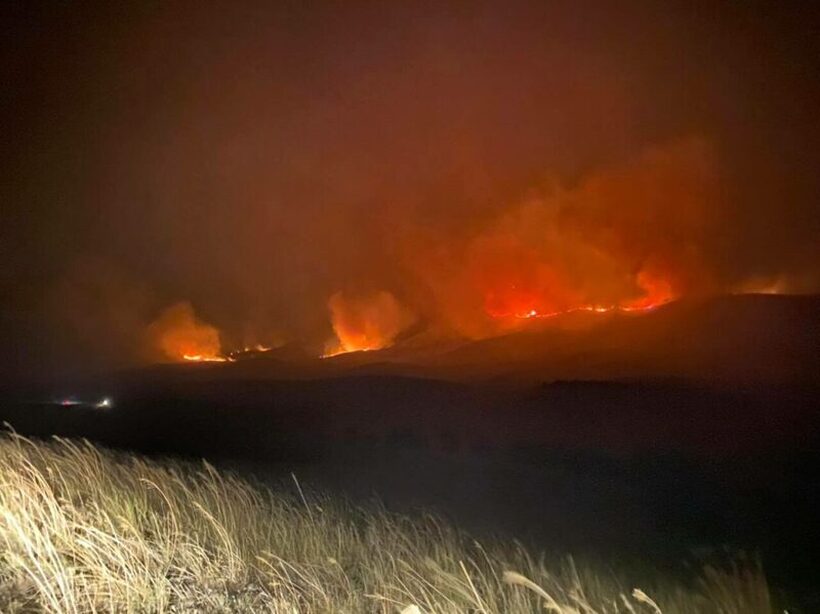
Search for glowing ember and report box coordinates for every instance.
[182,354,229,363]
[510,301,667,320]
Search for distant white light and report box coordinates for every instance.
[96,397,113,409]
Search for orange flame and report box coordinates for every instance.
[147,301,226,362]
[483,270,674,322]
[323,290,416,357]
[183,354,228,363]
[402,138,716,338]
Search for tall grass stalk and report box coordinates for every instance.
[0,431,774,613]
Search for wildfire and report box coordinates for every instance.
[144,139,736,363]
[488,269,674,321]
[323,290,416,357]
[225,344,275,360]
[183,354,229,363]
[184,343,273,362]
[511,301,666,320]
[397,137,718,339]
[147,302,226,363]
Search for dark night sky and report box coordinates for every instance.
[2,1,819,378]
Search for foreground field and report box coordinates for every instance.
[0,432,776,613]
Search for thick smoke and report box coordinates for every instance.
[2,1,819,374]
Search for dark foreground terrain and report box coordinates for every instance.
[0,432,785,613]
[2,295,819,608]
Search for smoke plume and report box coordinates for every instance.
[146,302,223,362]
[402,137,720,338]
[2,1,818,375]
[325,291,417,356]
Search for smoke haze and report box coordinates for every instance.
[2,1,819,376]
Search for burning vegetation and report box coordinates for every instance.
[146,302,225,363]
[5,1,819,380]
[143,139,792,363]
[401,137,718,339]
[324,290,417,357]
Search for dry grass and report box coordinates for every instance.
[0,431,776,613]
